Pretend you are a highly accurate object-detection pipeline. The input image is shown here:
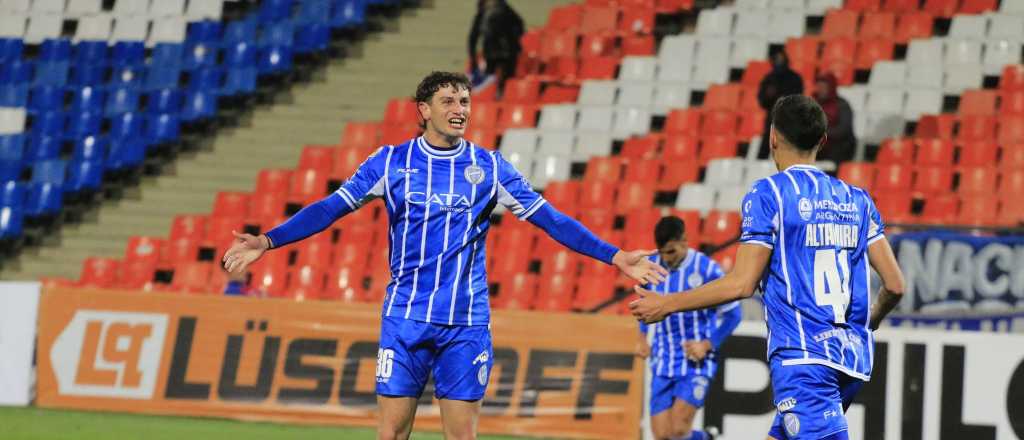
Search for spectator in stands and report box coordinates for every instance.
[223,268,260,296]
[813,72,856,166]
[757,50,804,158]
[468,0,525,96]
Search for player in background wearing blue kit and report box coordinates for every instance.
[222,71,668,440]
[635,216,741,440]
[629,95,905,440]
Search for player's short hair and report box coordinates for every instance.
[771,94,827,153]
[414,71,472,104]
[654,216,686,248]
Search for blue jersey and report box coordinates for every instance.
[336,137,545,326]
[640,250,734,378]
[739,164,884,381]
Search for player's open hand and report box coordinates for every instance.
[629,285,671,324]
[222,230,270,275]
[684,340,712,362]
[612,249,668,285]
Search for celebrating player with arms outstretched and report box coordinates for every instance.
[630,95,905,440]
[223,71,667,440]
[636,216,741,440]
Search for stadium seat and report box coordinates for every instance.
[124,236,164,267]
[960,0,997,13]
[855,38,894,70]
[873,191,913,222]
[701,210,741,245]
[659,159,699,191]
[860,12,895,39]
[998,115,1024,145]
[916,138,955,165]
[65,159,103,193]
[583,156,623,181]
[957,195,1000,226]
[1001,65,1024,92]
[249,192,288,220]
[916,114,956,139]
[874,163,912,191]
[1,181,26,209]
[118,259,156,290]
[497,104,538,131]
[877,138,915,164]
[212,192,251,218]
[705,158,746,187]
[957,115,997,142]
[675,183,715,215]
[957,167,998,195]
[170,262,213,293]
[169,214,207,242]
[623,158,661,185]
[579,180,616,209]
[664,109,701,136]
[998,169,1024,195]
[958,141,998,167]
[920,194,958,224]
[79,257,120,288]
[698,136,738,165]
[912,166,953,196]
[616,182,655,214]
[822,10,859,39]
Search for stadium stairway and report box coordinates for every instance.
[0,0,573,281]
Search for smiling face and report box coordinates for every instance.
[418,84,470,145]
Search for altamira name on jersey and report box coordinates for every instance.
[805,223,860,249]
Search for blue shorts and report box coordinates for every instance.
[375,316,493,401]
[649,372,712,415]
[767,358,864,439]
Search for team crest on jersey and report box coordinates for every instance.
[687,272,703,288]
[744,200,752,213]
[784,413,801,436]
[798,197,813,221]
[477,365,489,386]
[691,376,709,400]
[464,164,485,185]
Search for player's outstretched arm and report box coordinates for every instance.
[630,243,771,324]
[867,236,905,330]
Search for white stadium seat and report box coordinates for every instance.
[0,108,26,134]
[110,17,148,42]
[705,158,746,187]
[767,11,806,43]
[807,0,842,14]
[32,0,65,14]
[65,0,100,17]
[186,0,223,21]
[696,8,734,37]
[148,16,186,46]
[869,61,907,89]
[744,160,777,188]
[675,183,716,216]
[731,38,769,68]
[619,56,657,81]
[577,106,615,132]
[837,85,868,114]
[537,130,574,155]
[617,82,654,108]
[714,185,748,211]
[949,15,988,40]
[906,65,944,90]
[734,10,769,38]
[866,89,905,115]
[652,82,691,115]
[149,0,184,18]
[944,39,983,66]
[983,41,1022,75]
[113,0,148,16]
[659,35,696,62]
[1,0,31,13]
[573,131,614,161]
[657,57,693,82]
[1002,0,1024,14]
[499,128,538,157]
[531,154,571,189]
[693,38,731,88]
[864,114,905,144]
[74,14,112,41]
[903,89,943,120]
[907,39,944,66]
[0,14,27,37]
[538,104,577,131]
[578,80,617,106]
[988,15,1024,39]
[735,0,769,9]
[24,14,63,44]
[771,0,806,10]
[613,107,651,138]
[944,64,984,94]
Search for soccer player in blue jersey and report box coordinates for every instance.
[636,216,741,440]
[222,71,668,440]
[630,95,905,440]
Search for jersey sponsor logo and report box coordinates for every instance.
[50,310,168,398]
[406,191,472,212]
[688,272,704,288]
[691,376,709,400]
[397,168,420,174]
[472,350,489,365]
[464,164,485,185]
[798,197,814,221]
[777,397,797,412]
[814,199,857,212]
[784,412,801,436]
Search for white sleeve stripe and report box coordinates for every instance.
[740,240,774,249]
[719,301,740,312]
[867,233,885,245]
[335,188,357,209]
[519,197,545,218]
[519,198,547,220]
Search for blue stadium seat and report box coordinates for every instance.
[29,111,66,138]
[26,135,61,162]
[147,88,184,113]
[145,44,184,90]
[0,84,29,107]
[259,0,294,24]
[331,0,367,29]
[0,162,21,182]
[66,111,103,140]
[112,42,146,67]
[183,42,219,71]
[31,159,67,186]
[224,19,258,44]
[72,41,109,66]
[146,113,180,145]
[106,138,145,171]
[0,206,24,239]
[258,46,293,76]
[39,39,72,62]
[66,159,104,193]
[70,64,107,86]
[70,86,107,113]
[181,90,217,122]
[0,38,24,62]
[188,67,224,91]
[106,87,139,116]
[187,21,223,44]
[300,0,331,23]
[1,180,26,209]
[296,23,330,54]
[222,68,257,96]
[110,65,145,90]
[109,112,144,141]
[260,21,295,46]
[0,135,24,180]
[33,61,69,86]
[144,65,182,91]
[28,85,65,114]
[0,60,33,84]
[226,41,257,68]
[25,182,62,217]
[72,135,107,162]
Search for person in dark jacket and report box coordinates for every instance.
[757,50,804,158]
[468,0,524,95]
[813,72,857,166]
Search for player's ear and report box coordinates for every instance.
[417,100,431,124]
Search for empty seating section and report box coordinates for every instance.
[56,0,1024,315]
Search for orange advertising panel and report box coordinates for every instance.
[36,288,643,439]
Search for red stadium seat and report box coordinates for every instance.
[957,195,1001,226]
[117,260,156,290]
[341,121,380,149]
[958,141,999,167]
[790,61,820,91]
[580,34,616,58]
[322,265,367,302]
[249,192,288,220]
[915,138,955,165]
[250,251,290,297]
[1000,91,1024,114]
[873,192,913,222]
[160,237,200,266]
[854,38,894,70]
[298,146,335,173]
[540,31,578,61]
[623,206,662,236]
[662,134,699,159]
[894,11,934,43]
[621,135,661,159]
[821,37,857,67]
[859,12,895,38]
[380,124,420,146]
[846,0,880,11]
[548,4,583,30]
[997,200,1024,226]
[883,0,922,12]
[919,194,959,225]
[959,0,997,13]
[838,162,875,189]
[543,180,581,207]
[1003,143,1024,170]
[334,145,376,178]
[912,166,953,196]
[539,84,580,104]
[712,243,739,272]
[616,182,655,214]
[957,167,998,195]
[334,240,371,273]
[520,29,542,58]
[698,136,738,165]
[289,265,327,301]
[169,214,207,242]
[741,61,772,87]
[739,111,766,138]
[543,56,579,81]
[956,115,997,143]
[579,181,616,209]
[580,6,618,34]
[170,262,213,293]
[738,86,761,112]
[534,273,576,312]
[819,60,855,86]
[383,99,419,127]
[503,77,541,103]
[583,156,625,181]
[998,115,1024,145]
[578,56,619,80]
[700,110,738,133]
[704,84,743,110]
[1001,65,1024,92]
[878,138,915,164]
[498,273,538,310]
[915,114,956,139]
[959,90,998,116]
[540,248,581,277]
[289,168,330,202]
[665,109,702,136]
[212,192,250,218]
[822,10,860,39]
[659,160,700,191]
[923,0,958,17]
[874,164,912,191]
[701,211,741,245]
[255,169,292,195]
[999,169,1024,194]
[497,104,538,130]
[621,7,655,34]
[124,236,163,266]
[465,126,498,148]
[669,209,702,243]
[204,216,244,251]
[621,35,656,56]
[470,101,501,129]
[572,272,616,310]
[79,257,120,288]
[624,159,662,185]
[785,37,821,65]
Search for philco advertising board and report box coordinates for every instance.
[36,288,644,439]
